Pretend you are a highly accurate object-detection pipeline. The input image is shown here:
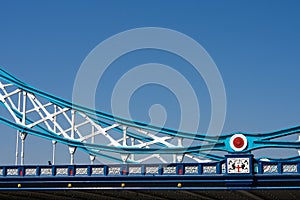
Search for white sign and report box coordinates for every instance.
[227,158,250,174]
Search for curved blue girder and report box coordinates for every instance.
[0,68,300,163]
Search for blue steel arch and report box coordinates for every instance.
[0,68,299,164]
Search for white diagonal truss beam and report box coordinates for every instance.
[0,78,211,164]
[1,69,300,165]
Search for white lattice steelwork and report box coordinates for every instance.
[25,168,36,176]
[56,168,68,175]
[185,166,198,174]
[0,70,218,165]
[6,168,18,176]
[263,165,278,173]
[146,166,159,174]
[92,167,104,175]
[76,168,88,175]
[40,168,52,175]
[108,167,120,175]
[283,164,297,173]
[129,166,141,174]
[163,166,176,174]
[203,165,216,174]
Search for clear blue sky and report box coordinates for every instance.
[0,0,300,164]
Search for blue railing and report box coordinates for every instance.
[0,159,299,177]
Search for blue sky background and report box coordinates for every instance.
[0,0,300,164]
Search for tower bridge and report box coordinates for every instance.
[0,68,300,198]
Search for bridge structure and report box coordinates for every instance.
[0,68,300,192]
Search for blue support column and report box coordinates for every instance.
[198,164,202,175]
[176,165,184,175]
[158,165,163,175]
[258,162,263,174]
[103,166,108,176]
[278,162,283,174]
[87,166,92,176]
[36,166,40,176]
[216,163,221,174]
[68,165,75,176]
[141,165,146,175]
[18,166,24,176]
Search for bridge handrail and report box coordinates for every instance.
[0,159,299,177]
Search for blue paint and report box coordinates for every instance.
[0,69,299,163]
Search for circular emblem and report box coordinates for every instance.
[230,134,248,152]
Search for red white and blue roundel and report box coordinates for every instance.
[230,134,248,152]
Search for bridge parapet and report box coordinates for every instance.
[1,154,300,190]
[0,155,299,177]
